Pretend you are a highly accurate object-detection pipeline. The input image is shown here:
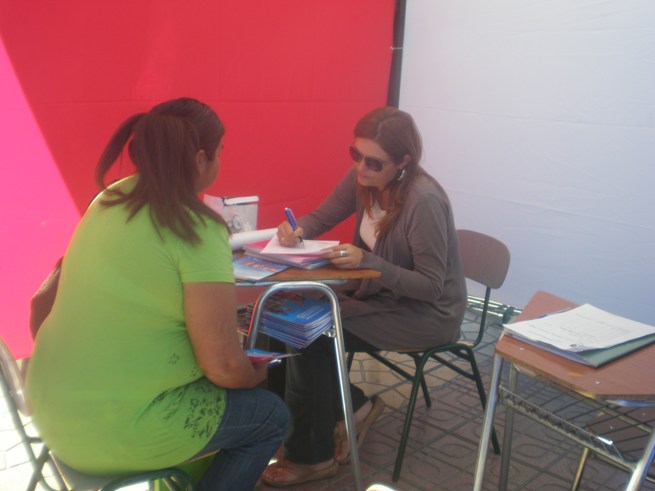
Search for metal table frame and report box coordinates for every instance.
[474,356,655,490]
[244,281,363,491]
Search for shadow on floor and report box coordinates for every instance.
[2,305,654,490]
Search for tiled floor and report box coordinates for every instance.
[2,304,654,490]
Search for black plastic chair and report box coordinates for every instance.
[0,336,197,491]
[347,229,510,482]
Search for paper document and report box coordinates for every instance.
[504,304,655,352]
[242,239,329,270]
[245,348,298,363]
[261,236,339,255]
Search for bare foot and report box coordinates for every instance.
[261,458,338,488]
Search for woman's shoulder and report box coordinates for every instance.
[87,175,138,209]
[408,172,450,205]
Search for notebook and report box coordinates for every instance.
[242,239,331,270]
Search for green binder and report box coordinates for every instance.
[570,332,655,367]
[507,331,655,368]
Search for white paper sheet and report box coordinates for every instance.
[261,236,339,255]
[504,304,655,352]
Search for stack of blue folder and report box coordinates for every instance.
[251,293,334,349]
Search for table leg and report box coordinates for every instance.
[334,310,363,491]
[625,427,655,491]
[306,286,363,491]
[498,363,519,490]
[474,353,505,491]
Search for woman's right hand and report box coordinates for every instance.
[277,221,304,248]
[251,361,270,384]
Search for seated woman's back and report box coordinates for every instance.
[27,175,234,473]
[25,99,287,491]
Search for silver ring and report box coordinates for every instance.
[339,250,348,258]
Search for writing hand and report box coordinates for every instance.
[276,222,304,248]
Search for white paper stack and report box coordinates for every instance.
[242,239,330,270]
[503,304,655,367]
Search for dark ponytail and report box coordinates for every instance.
[95,113,145,189]
[95,98,226,245]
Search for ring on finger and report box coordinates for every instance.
[339,250,348,258]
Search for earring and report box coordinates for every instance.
[397,168,406,181]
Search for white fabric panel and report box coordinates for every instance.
[400,0,655,323]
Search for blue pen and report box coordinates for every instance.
[284,207,304,247]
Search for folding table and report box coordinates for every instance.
[473,290,655,491]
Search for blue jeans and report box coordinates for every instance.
[192,387,289,491]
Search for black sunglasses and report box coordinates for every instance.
[349,145,389,172]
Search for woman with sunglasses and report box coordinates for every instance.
[263,107,467,487]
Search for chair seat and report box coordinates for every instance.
[49,451,196,491]
[394,339,473,353]
[52,457,123,490]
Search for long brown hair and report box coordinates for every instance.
[354,107,424,237]
[95,98,226,244]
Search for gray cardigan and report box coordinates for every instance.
[298,168,467,350]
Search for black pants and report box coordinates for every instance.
[283,330,378,464]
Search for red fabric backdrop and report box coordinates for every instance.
[0,1,393,357]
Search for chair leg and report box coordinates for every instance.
[410,354,432,408]
[163,476,189,491]
[468,351,501,454]
[27,446,54,491]
[347,351,355,371]
[420,374,431,408]
[367,352,431,407]
[392,353,432,482]
[571,447,591,491]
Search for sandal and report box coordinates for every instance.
[334,394,385,464]
[261,458,339,488]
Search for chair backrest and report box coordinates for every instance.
[0,336,63,491]
[0,336,30,416]
[1,337,103,490]
[457,229,511,346]
[457,229,510,290]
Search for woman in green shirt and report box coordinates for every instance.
[27,98,289,491]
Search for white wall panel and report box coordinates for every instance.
[400,0,655,322]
